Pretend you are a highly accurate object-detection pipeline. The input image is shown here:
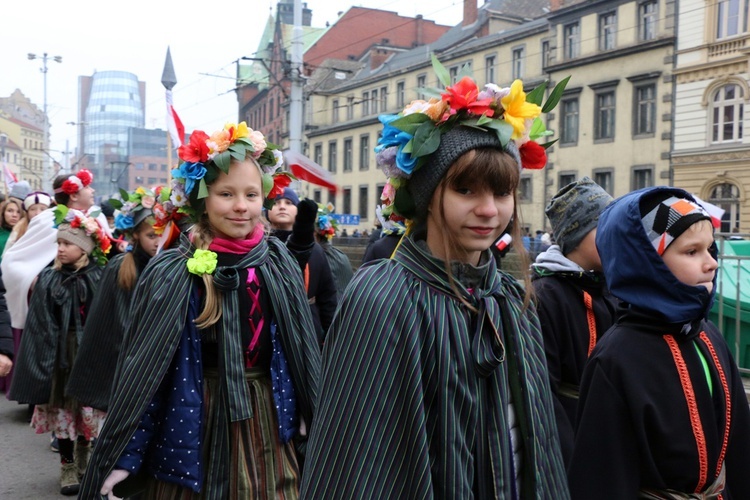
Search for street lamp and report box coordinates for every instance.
[28,52,62,192]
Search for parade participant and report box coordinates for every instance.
[530,177,618,466]
[361,204,406,264]
[2,190,53,256]
[8,207,111,495]
[80,122,321,499]
[301,58,570,498]
[568,187,750,499]
[66,187,161,411]
[313,203,353,301]
[1,169,107,332]
[0,268,13,383]
[268,188,338,347]
[0,197,22,256]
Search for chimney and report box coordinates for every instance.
[370,48,391,70]
[463,0,478,26]
[415,15,424,46]
[549,0,564,11]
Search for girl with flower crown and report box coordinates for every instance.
[301,59,570,498]
[8,207,111,495]
[80,123,321,499]
[66,186,162,413]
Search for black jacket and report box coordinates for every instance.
[0,268,13,359]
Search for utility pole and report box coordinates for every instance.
[288,0,304,154]
[28,52,62,192]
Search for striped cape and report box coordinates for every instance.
[301,235,569,499]
[80,234,321,498]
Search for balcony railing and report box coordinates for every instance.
[709,35,749,59]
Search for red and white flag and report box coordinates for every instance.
[3,161,17,190]
[693,195,725,229]
[166,89,185,149]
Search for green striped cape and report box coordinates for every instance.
[301,235,569,499]
[80,234,321,497]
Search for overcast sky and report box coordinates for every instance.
[0,0,463,166]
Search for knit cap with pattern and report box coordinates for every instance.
[545,176,613,255]
[639,189,711,255]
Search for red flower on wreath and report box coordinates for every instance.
[76,169,93,186]
[441,76,495,117]
[519,141,547,170]
[268,174,292,200]
[177,130,210,163]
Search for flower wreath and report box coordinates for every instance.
[55,169,94,195]
[376,55,569,218]
[315,203,340,241]
[169,122,294,220]
[53,205,112,266]
[109,186,157,234]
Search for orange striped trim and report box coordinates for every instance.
[583,291,597,357]
[663,335,709,492]
[699,331,731,481]
[304,263,310,293]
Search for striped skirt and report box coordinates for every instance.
[142,368,300,500]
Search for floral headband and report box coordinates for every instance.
[53,205,112,266]
[170,122,293,220]
[376,55,569,218]
[54,169,94,195]
[109,186,157,235]
[316,203,340,241]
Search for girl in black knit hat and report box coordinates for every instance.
[302,57,571,499]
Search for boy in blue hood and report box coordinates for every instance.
[568,186,750,499]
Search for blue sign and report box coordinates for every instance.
[331,214,360,225]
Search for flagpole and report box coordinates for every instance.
[162,46,183,187]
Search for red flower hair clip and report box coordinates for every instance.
[56,169,94,195]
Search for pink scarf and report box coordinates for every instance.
[208,224,265,254]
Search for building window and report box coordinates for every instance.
[541,41,551,69]
[559,172,577,190]
[632,165,654,190]
[634,83,656,136]
[639,0,658,41]
[347,96,354,120]
[396,81,405,109]
[595,90,616,140]
[343,138,353,172]
[512,47,524,80]
[599,12,617,51]
[716,0,748,39]
[376,183,385,203]
[332,99,340,123]
[343,187,352,214]
[485,55,495,84]
[328,191,336,207]
[313,189,322,203]
[380,86,388,111]
[314,143,323,165]
[359,135,370,171]
[519,176,532,202]
[359,186,369,220]
[710,182,741,232]
[371,89,378,115]
[561,98,579,145]
[328,141,337,173]
[711,83,744,143]
[417,74,426,95]
[148,163,157,171]
[362,91,369,116]
[449,66,459,84]
[564,22,580,59]
[593,169,614,195]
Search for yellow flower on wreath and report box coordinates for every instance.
[501,80,542,139]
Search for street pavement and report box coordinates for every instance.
[0,395,62,499]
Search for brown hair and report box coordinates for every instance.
[53,252,90,271]
[52,174,71,206]
[116,218,156,291]
[429,148,533,308]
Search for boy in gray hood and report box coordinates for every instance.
[531,176,618,466]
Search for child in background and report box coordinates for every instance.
[8,207,111,495]
[568,187,750,498]
[531,177,618,466]
[314,203,354,299]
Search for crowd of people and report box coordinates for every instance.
[0,58,748,500]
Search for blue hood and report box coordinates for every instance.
[595,186,715,324]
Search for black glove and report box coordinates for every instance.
[290,198,318,248]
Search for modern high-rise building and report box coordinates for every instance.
[76,71,146,195]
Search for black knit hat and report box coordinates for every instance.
[407,126,521,217]
[545,176,613,255]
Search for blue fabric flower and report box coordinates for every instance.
[171,162,207,196]
[114,213,134,231]
[376,114,418,175]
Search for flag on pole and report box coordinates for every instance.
[693,194,725,229]
[284,150,338,193]
[165,89,185,149]
[3,161,17,190]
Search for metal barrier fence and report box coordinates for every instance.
[714,233,750,376]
